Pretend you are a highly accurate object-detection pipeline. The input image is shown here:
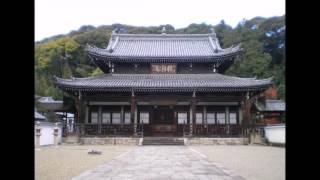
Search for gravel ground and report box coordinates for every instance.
[190,145,285,180]
[35,145,134,180]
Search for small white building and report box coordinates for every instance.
[264,124,285,145]
[34,109,62,146]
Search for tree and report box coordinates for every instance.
[35,37,80,99]
[91,68,104,77]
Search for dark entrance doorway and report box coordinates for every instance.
[151,106,176,136]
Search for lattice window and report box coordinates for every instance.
[229,113,237,124]
[91,112,98,124]
[217,113,226,124]
[196,113,203,124]
[102,112,111,124]
[112,113,121,124]
[124,113,131,124]
[140,112,149,124]
[178,113,187,124]
[207,113,215,124]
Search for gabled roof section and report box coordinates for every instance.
[54,73,273,93]
[255,99,285,112]
[35,111,46,120]
[86,32,243,62]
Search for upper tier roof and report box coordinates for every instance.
[54,73,272,93]
[86,32,243,61]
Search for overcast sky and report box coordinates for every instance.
[35,0,285,41]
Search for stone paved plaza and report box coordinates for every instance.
[72,146,245,180]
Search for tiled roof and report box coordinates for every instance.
[86,33,243,62]
[265,100,285,111]
[255,100,285,112]
[35,111,46,120]
[54,73,273,93]
[39,97,56,102]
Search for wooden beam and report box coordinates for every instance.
[89,101,130,105]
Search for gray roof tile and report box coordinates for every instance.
[265,100,285,111]
[35,111,46,120]
[55,73,273,92]
[255,100,285,111]
[87,33,242,59]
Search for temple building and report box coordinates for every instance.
[252,87,285,125]
[54,29,273,137]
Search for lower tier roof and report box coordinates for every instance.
[255,100,285,112]
[54,73,273,93]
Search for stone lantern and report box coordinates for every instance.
[53,122,60,146]
[35,121,41,148]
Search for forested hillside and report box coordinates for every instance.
[35,15,285,100]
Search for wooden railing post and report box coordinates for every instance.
[131,91,137,135]
[141,120,144,138]
[190,91,197,136]
[183,120,185,137]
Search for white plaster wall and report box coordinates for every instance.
[40,125,54,145]
[264,124,285,144]
[35,122,62,146]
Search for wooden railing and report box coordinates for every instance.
[62,123,146,137]
[241,124,266,137]
[192,124,243,137]
[62,122,265,138]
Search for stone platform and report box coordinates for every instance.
[72,146,246,180]
[68,137,249,146]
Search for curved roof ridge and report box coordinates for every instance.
[54,73,274,93]
[55,74,109,82]
[113,33,213,37]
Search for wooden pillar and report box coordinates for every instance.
[76,91,82,123]
[134,108,138,130]
[243,100,252,124]
[190,91,197,135]
[189,106,193,135]
[243,91,254,124]
[98,106,102,134]
[225,106,230,124]
[203,105,207,124]
[225,106,230,134]
[121,105,124,124]
[85,104,89,124]
[239,104,243,124]
[131,91,137,134]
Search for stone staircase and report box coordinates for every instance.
[62,134,80,144]
[142,137,185,146]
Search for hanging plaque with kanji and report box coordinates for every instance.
[151,64,176,74]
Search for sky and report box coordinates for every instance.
[35,0,285,41]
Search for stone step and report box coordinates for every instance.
[143,137,183,140]
[142,137,184,145]
[142,143,184,146]
[142,142,184,145]
[142,139,184,141]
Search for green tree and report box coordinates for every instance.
[91,68,104,76]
